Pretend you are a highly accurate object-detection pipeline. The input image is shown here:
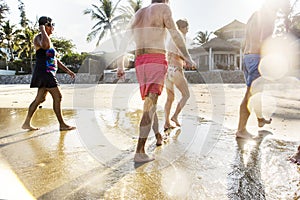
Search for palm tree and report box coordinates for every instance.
[0,0,9,24]
[286,0,300,37]
[18,0,30,28]
[15,26,38,71]
[116,0,143,32]
[193,31,212,45]
[51,37,75,56]
[0,0,9,59]
[119,0,143,21]
[83,0,123,49]
[0,21,21,61]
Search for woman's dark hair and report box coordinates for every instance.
[152,0,168,3]
[38,16,52,26]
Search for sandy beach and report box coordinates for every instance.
[0,82,300,199]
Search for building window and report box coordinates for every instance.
[235,30,245,38]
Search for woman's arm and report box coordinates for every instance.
[57,60,75,79]
[36,25,51,49]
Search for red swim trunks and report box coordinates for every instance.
[135,53,168,100]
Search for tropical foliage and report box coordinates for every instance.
[0,0,83,74]
[14,26,38,71]
[193,31,213,45]
[0,0,9,24]
[119,0,143,23]
[83,0,123,48]
[0,21,22,61]
[0,0,299,74]
[51,37,75,57]
[287,0,300,37]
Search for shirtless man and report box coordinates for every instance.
[117,0,195,163]
[236,0,289,139]
[164,19,190,130]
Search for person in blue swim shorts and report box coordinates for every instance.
[236,0,289,139]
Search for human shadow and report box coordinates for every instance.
[0,130,57,148]
[227,130,272,200]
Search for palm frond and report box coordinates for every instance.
[111,0,122,15]
[96,30,106,46]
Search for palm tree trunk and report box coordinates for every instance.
[109,28,118,51]
[30,53,33,72]
[8,41,14,61]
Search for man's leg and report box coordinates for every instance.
[255,96,272,127]
[236,87,254,139]
[152,112,162,146]
[22,88,48,130]
[135,93,158,163]
[251,81,272,128]
[171,72,190,127]
[48,87,75,131]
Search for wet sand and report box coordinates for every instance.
[0,83,300,199]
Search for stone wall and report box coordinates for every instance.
[103,69,246,84]
[0,70,246,84]
[0,73,102,84]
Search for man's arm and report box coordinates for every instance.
[117,21,134,78]
[259,11,275,42]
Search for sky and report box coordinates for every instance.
[5,0,298,53]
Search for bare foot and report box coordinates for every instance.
[171,117,181,127]
[60,125,76,131]
[164,123,176,131]
[134,153,155,163]
[258,118,272,128]
[289,146,300,165]
[22,124,39,131]
[236,129,255,140]
[155,133,162,146]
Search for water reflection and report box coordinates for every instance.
[104,156,193,199]
[25,132,68,196]
[0,108,78,197]
[227,131,272,200]
[1,107,300,199]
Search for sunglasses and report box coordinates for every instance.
[45,22,55,27]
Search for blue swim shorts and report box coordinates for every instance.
[243,54,261,87]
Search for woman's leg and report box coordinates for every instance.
[47,87,75,130]
[171,71,190,126]
[164,78,175,129]
[22,88,48,130]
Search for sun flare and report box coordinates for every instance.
[245,0,264,11]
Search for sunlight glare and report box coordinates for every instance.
[161,168,191,198]
[245,0,264,11]
[248,92,277,119]
[260,35,299,81]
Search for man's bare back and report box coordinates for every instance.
[117,0,195,78]
[131,3,172,53]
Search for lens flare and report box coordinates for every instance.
[248,92,277,119]
[259,35,299,81]
[258,53,288,81]
[161,168,191,197]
